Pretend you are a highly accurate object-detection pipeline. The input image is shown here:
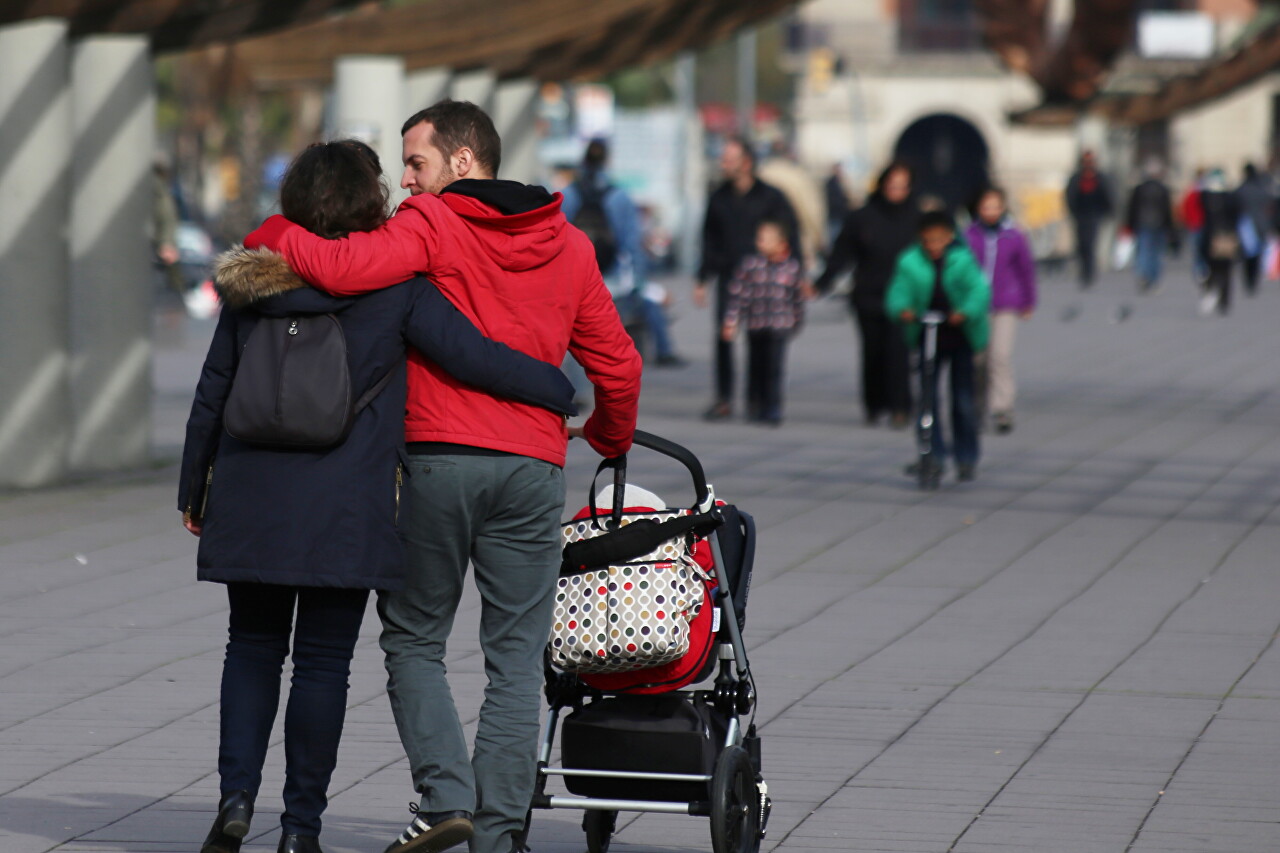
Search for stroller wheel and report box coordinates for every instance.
[583,809,617,853]
[710,746,760,853]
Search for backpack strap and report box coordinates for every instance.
[354,367,396,414]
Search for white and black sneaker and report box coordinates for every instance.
[383,806,473,853]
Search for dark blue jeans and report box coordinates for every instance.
[746,329,788,421]
[219,583,369,836]
[924,339,980,467]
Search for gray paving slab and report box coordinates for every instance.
[2,265,1280,852]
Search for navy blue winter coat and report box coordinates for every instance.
[178,247,577,591]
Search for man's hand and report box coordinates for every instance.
[158,244,179,265]
[949,311,966,326]
[567,425,586,440]
[692,281,710,309]
[243,214,295,252]
[1019,309,1035,320]
[182,512,202,537]
[900,309,916,323]
[721,320,737,342]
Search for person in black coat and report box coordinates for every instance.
[179,141,576,853]
[1065,150,1115,288]
[695,136,799,420]
[1198,168,1243,315]
[816,161,920,427]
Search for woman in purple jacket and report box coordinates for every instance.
[966,187,1037,434]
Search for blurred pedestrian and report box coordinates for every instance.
[1179,168,1208,284]
[1199,169,1241,315]
[721,220,811,426]
[1235,162,1273,296]
[816,162,919,428]
[887,210,991,482]
[1065,150,1114,289]
[825,163,852,249]
[153,159,186,295]
[696,136,799,421]
[180,140,576,853]
[1124,158,1174,293]
[965,187,1036,435]
[561,139,685,366]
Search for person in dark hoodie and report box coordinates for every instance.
[243,100,643,853]
[816,161,920,428]
[180,140,577,853]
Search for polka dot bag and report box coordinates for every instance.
[550,507,712,674]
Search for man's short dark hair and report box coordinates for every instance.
[584,138,608,169]
[724,135,756,169]
[917,210,955,234]
[401,99,502,175]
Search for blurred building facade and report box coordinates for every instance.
[792,0,1278,234]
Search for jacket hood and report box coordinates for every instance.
[966,217,1014,235]
[214,245,355,315]
[436,179,567,272]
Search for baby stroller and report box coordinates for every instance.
[522,430,769,853]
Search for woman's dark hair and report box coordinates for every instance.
[917,210,955,234]
[969,184,1006,217]
[279,140,389,239]
[874,160,913,195]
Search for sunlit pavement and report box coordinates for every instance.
[4,261,1280,852]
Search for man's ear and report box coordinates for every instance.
[453,147,477,178]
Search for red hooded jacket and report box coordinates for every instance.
[245,180,641,466]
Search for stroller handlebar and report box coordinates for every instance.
[619,429,711,510]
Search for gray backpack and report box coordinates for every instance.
[224,314,393,449]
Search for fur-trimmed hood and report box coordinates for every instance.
[214,245,309,310]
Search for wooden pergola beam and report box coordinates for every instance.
[215,0,798,86]
[977,0,1140,103]
[1098,20,1280,124]
[0,0,364,51]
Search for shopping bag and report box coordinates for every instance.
[1265,238,1280,281]
[1111,231,1135,271]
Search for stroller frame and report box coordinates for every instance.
[524,431,770,853]
[915,311,947,490]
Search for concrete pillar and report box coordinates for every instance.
[68,35,154,473]
[404,67,452,115]
[0,19,73,487]
[450,69,497,113]
[492,79,540,184]
[333,55,406,199]
[674,52,704,278]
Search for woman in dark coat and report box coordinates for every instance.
[1198,169,1242,316]
[816,162,920,427]
[179,141,575,853]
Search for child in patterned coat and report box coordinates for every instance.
[721,220,811,425]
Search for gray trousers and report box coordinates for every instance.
[379,450,565,853]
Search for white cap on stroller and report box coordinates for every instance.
[593,483,667,511]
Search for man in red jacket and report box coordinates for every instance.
[246,100,641,853]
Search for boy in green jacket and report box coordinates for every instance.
[885,210,992,481]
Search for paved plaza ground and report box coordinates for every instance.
[2,262,1279,853]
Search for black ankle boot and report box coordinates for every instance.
[277,834,323,853]
[201,790,254,853]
